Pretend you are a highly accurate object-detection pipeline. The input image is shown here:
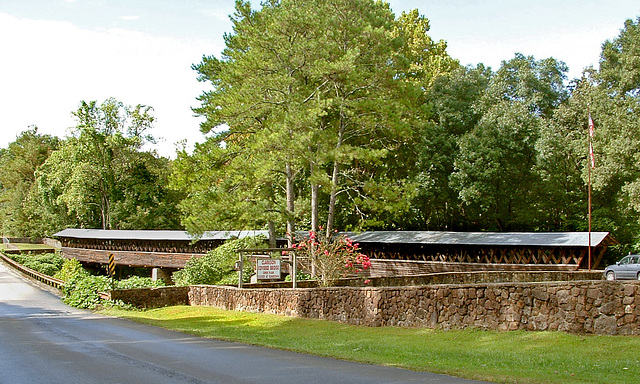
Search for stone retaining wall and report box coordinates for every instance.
[188,280,640,335]
[108,286,190,308]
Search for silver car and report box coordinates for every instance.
[604,254,640,280]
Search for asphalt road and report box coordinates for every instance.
[0,261,493,384]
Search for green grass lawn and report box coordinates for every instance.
[100,305,640,384]
[0,243,56,252]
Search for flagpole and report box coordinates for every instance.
[588,149,592,271]
[587,110,594,271]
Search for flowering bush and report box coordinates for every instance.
[292,230,371,287]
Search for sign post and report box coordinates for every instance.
[237,252,244,289]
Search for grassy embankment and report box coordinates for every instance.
[0,243,56,253]
[101,305,640,384]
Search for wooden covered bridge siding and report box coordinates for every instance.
[54,229,276,269]
[58,237,224,254]
[60,247,200,268]
[351,231,616,273]
[359,244,606,270]
[54,229,616,274]
[57,238,224,268]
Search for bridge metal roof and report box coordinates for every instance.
[54,229,615,248]
[53,228,270,241]
[348,231,615,247]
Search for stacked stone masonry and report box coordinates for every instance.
[109,286,190,308]
[187,281,640,335]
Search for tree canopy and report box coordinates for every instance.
[182,0,457,243]
[2,6,640,264]
[1,98,183,237]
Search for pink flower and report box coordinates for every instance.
[364,279,371,284]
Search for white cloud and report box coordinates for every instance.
[0,12,222,157]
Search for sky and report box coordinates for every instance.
[1,1,639,158]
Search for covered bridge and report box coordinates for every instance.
[349,231,617,275]
[54,228,277,271]
[54,229,616,278]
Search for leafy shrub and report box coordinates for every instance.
[117,276,165,289]
[54,258,88,282]
[62,275,112,309]
[7,252,65,277]
[173,236,265,286]
[35,253,65,270]
[62,273,166,309]
[284,270,314,282]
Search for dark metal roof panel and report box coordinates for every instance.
[52,228,270,241]
[348,231,614,247]
[53,229,615,247]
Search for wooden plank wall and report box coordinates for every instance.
[61,247,203,268]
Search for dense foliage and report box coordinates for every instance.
[0,128,60,237]
[6,252,65,277]
[61,274,115,309]
[61,273,165,309]
[179,8,640,263]
[54,257,87,282]
[173,237,264,286]
[1,5,639,264]
[0,99,183,237]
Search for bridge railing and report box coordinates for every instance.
[0,254,65,290]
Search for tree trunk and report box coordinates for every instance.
[310,163,319,234]
[101,192,110,230]
[310,162,319,276]
[285,162,295,246]
[268,219,276,248]
[326,119,345,238]
[325,161,339,238]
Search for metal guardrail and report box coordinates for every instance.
[0,254,65,290]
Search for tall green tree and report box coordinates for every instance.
[409,64,491,230]
[35,98,181,233]
[191,0,321,242]
[533,79,589,231]
[332,8,459,231]
[189,0,450,240]
[0,127,59,237]
[481,53,568,118]
[451,101,540,230]
[599,16,640,97]
[448,54,569,230]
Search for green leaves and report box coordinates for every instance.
[0,127,60,237]
[30,98,181,233]
[188,0,457,237]
[599,17,640,97]
[173,236,264,286]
